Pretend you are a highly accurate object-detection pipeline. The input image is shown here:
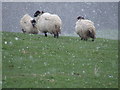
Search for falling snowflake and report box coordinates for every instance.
[4,41,7,44]
[81,9,84,12]
[83,70,85,73]
[29,55,33,59]
[97,24,100,27]
[44,62,47,66]
[108,75,113,78]
[92,10,96,13]
[9,41,13,45]
[82,64,85,66]
[4,76,6,80]
[47,72,50,74]
[72,55,75,58]
[15,37,19,40]
[96,47,100,50]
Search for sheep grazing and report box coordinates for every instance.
[34,11,62,38]
[75,16,96,41]
[20,14,39,34]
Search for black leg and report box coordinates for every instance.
[22,29,26,33]
[56,32,59,38]
[45,33,47,37]
[54,33,59,38]
[54,34,56,38]
[92,39,94,41]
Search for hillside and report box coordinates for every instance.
[2,31,118,88]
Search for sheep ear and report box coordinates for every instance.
[34,10,41,17]
[31,19,36,27]
[77,16,80,20]
[41,11,44,14]
[77,16,84,20]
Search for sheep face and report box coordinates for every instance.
[31,19,36,27]
[87,30,96,41]
[34,10,44,17]
[87,30,94,38]
[20,14,39,34]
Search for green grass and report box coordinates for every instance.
[0,31,2,89]
[2,31,118,88]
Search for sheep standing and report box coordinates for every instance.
[20,14,39,34]
[34,11,62,38]
[75,16,96,41]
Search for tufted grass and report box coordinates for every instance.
[2,31,118,88]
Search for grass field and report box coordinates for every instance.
[2,31,118,88]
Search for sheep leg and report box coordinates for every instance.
[22,29,26,33]
[84,38,87,41]
[44,33,47,37]
[92,39,94,41]
[92,36,96,41]
[56,32,59,38]
[81,38,83,40]
[85,39,88,41]
[54,32,59,38]
[54,34,57,38]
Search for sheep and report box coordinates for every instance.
[20,14,39,34]
[75,16,96,41]
[34,11,62,38]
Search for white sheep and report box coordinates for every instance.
[34,11,62,38]
[75,16,96,41]
[20,14,39,34]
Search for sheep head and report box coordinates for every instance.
[31,19,36,27]
[87,30,96,40]
[34,10,44,17]
[77,16,84,20]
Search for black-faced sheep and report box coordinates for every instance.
[34,11,62,38]
[20,14,39,34]
[75,16,96,41]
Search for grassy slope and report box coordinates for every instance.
[2,31,118,88]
